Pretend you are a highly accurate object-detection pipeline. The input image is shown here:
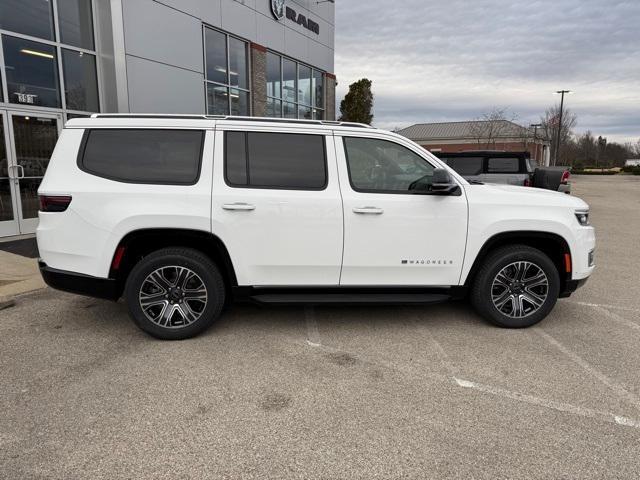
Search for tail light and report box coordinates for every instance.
[561,171,571,184]
[524,178,531,187]
[39,195,72,212]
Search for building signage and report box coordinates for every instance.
[14,93,38,104]
[270,0,320,35]
[271,0,285,19]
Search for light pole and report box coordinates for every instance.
[530,123,542,164]
[553,90,572,166]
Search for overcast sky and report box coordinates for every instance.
[334,0,640,143]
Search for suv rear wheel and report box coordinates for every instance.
[470,245,560,328]
[124,247,225,340]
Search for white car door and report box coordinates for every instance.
[211,126,343,286]
[336,132,468,286]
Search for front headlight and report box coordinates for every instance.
[575,210,590,226]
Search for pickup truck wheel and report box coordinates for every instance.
[124,248,225,340]
[470,245,560,328]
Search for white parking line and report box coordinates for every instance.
[300,309,640,430]
[535,328,640,411]
[590,305,640,332]
[569,301,640,314]
[455,377,640,429]
[304,306,322,347]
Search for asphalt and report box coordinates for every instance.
[1,175,639,479]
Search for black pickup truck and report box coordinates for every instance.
[434,151,571,193]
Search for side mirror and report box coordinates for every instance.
[429,168,460,195]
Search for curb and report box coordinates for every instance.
[0,296,16,311]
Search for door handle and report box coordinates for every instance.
[222,203,256,211]
[16,165,25,179]
[353,207,384,215]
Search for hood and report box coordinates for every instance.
[466,183,589,210]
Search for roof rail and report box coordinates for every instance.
[89,114,374,128]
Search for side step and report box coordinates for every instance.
[247,293,450,306]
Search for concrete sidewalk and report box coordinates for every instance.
[0,250,45,308]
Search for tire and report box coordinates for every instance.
[470,245,560,328]
[124,247,225,340]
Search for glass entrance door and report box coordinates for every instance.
[0,111,20,237]
[0,110,61,237]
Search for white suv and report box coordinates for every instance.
[37,115,595,340]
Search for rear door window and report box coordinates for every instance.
[443,157,484,176]
[486,157,520,173]
[79,129,205,184]
[224,131,327,190]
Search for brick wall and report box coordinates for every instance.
[325,73,336,121]
[250,43,267,117]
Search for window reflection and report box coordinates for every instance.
[266,52,281,99]
[204,27,249,116]
[2,35,61,108]
[0,0,55,41]
[57,0,95,50]
[282,58,296,104]
[205,28,227,85]
[265,51,325,120]
[62,49,99,112]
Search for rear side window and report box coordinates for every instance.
[443,157,484,176]
[224,131,326,190]
[79,129,205,184]
[487,157,520,173]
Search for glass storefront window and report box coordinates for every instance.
[230,89,248,116]
[0,0,55,41]
[228,37,247,90]
[204,28,227,85]
[298,64,312,108]
[204,27,249,116]
[282,58,296,104]
[266,97,282,117]
[206,83,229,116]
[57,0,95,50]
[283,102,297,119]
[2,35,61,108]
[266,51,325,120]
[298,105,312,120]
[266,52,281,99]
[313,70,324,109]
[62,49,99,112]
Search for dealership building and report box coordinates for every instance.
[0,0,336,238]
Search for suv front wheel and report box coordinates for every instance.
[470,245,560,328]
[124,247,225,340]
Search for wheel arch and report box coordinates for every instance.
[109,228,237,297]
[463,231,571,291]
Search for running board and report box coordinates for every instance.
[247,293,451,306]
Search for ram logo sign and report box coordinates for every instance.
[271,0,285,19]
[270,0,320,35]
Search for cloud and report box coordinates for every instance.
[335,0,640,143]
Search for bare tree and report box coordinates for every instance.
[625,139,640,158]
[540,105,577,166]
[469,108,520,149]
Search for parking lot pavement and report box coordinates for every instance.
[1,175,640,479]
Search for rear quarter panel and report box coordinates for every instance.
[37,127,214,278]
